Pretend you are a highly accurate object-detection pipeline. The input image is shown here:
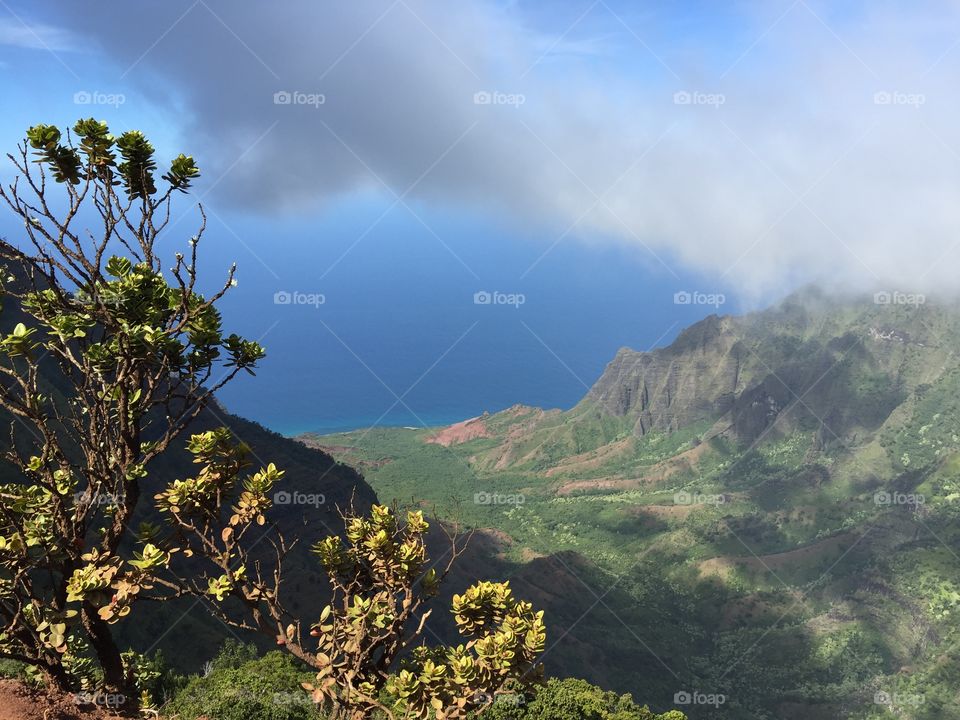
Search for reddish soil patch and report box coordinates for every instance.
[0,680,127,720]
[553,439,713,495]
[641,441,711,484]
[425,416,491,447]
[465,407,556,470]
[544,437,634,477]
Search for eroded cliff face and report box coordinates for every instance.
[572,294,946,446]
[584,315,745,435]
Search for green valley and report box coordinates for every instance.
[301,289,960,719]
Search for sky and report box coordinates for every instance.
[0,0,958,433]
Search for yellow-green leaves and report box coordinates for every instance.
[127,543,170,572]
[36,620,68,653]
[26,124,81,184]
[73,118,115,171]
[312,536,344,570]
[207,575,233,601]
[229,463,284,527]
[116,130,157,199]
[0,323,39,357]
[163,153,200,192]
[65,551,120,604]
[156,429,250,517]
[105,255,132,278]
[307,506,547,720]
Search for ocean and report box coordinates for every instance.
[206,198,741,437]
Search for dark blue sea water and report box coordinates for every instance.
[200,197,749,436]
[0,193,752,437]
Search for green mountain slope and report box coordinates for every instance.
[301,290,960,720]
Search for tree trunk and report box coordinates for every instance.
[81,604,126,693]
[41,658,73,693]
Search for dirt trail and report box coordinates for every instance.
[0,680,127,720]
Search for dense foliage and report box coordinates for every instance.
[163,648,686,720]
[483,678,686,720]
[164,642,322,720]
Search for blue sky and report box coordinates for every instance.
[0,0,958,432]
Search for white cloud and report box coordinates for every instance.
[43,0,960,296]
[0,16,77,51]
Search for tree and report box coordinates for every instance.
[148,432,546,720]
[0,119,264,703]
[0,118,547,719]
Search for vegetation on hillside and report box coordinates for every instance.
[305,295,960,719]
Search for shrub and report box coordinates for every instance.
[163,646,322,720]
[481,678,686,720]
